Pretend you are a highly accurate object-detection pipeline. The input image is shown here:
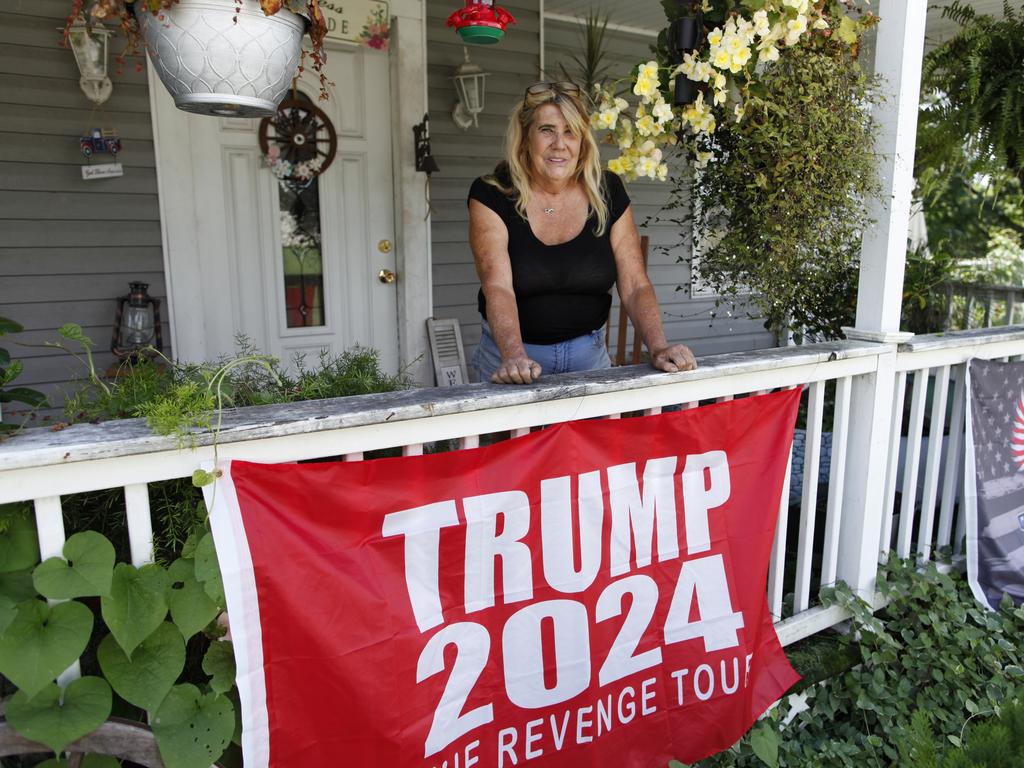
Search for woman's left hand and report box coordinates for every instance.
[650,344,697,373]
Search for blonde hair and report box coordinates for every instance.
[484,85,609,237]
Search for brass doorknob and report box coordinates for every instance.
[378,269,396,284]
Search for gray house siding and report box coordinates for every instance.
[427,0,542,376]
[0,0,168,425]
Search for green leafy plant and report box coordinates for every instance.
[0,331,410,762]
[919,2,1024,188]
[0,316,48,432]
[557,10,613,109]
[0,517,235,766]
[901,243,960,334]
[684,39,878,341]
[900,694,1024,767]
[689,557,1024,767]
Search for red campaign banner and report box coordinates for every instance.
[208,388,802,768]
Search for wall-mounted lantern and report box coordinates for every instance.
[452,48,488,130]
[111,282,162,359]
[66,18,113,106]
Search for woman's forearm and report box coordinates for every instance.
[483,286,528,360]
[622,283,670,354]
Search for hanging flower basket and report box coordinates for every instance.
[136,0,307,117]
[65,0,331,118]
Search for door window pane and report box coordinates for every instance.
[279,181,325,328]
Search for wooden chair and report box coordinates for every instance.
[606,235,649,366]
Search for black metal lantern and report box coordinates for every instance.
[111,282,162,359]
[670,15,702,57]
[669,9,704,107]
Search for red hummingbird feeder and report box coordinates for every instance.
[446,0,516,45]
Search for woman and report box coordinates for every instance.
[469,81,697,384]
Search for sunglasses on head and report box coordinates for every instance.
[524,81,582,99]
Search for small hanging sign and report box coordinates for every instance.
[79,128,124,180]
[80,128,121,159]
[320,0,390,49]
[82,163,124,180]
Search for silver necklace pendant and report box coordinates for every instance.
[543,207,556,215]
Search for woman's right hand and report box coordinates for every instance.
[492,356,542,384]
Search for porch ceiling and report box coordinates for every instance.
[542,0,1010,47]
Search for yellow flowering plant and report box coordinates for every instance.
[590,0,876,181]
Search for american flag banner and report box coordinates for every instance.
[965,358,1024,610]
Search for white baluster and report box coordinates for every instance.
[916,365,950,561]
[821,377,852,587]
[124,483,155,567]
[794,381,824,613]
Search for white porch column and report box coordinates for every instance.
[390,2,434,386]
[855,0,927,334]
[840,0,927,601]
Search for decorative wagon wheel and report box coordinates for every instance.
[258,97,338,187]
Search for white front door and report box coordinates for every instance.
[152,44,399,372]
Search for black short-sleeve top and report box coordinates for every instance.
[468,169,631,345]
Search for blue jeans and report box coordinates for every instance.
[473,320,612,382]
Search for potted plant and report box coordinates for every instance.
[65,0,329,117]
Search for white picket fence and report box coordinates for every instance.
[3,326,1024,681]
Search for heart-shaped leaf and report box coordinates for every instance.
[0,599,93,698]
[0,569,35,606]
[33,531,115,600]
[192,468,217,487]
[167,558,219,641]
[0,594,15,634]
[0,316,23,335]
[0,509,39,573]
[2,386,48,408]
[152,684,234,768]
[101,563,168,658]
[750,722,781,768]
[0,568,36,602]
[193,533,225,607]
[97,622,185,712]
[202,640,236,695]
[180,528,203,560]
[5,676,111,754]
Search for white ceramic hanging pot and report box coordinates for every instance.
[136,0,307,118]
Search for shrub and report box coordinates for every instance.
[690,557,1024,767]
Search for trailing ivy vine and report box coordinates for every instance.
[686,557,1024,767]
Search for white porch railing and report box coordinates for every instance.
[887,327,1024,565]
[3,326,1024,687]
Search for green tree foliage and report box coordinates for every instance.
[909,2,1024,330]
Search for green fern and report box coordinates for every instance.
[919,3,1024,187]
